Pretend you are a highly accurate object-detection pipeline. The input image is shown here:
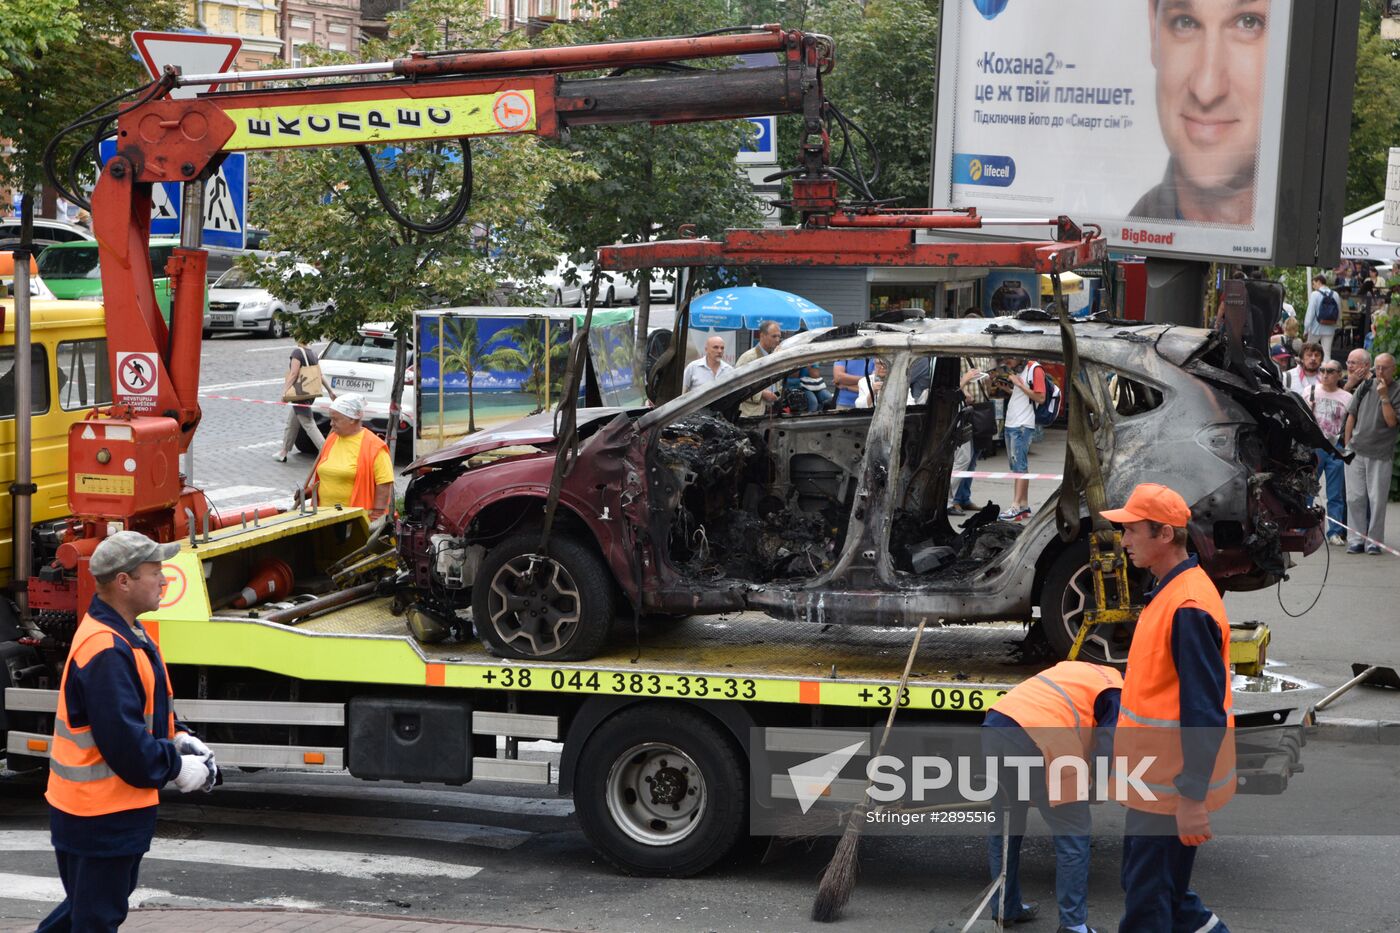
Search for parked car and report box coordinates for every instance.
[541,257,637,307]
[204,263,326,338]
[300,324,416,457]
[399,316,1328,663]
[37,238,192,321]
[0,218,94,250]
[204,228,273,284]
[649,269,676,303]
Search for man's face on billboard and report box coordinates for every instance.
[1149,0,1269,200]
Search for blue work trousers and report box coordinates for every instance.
[36,850,144,933]
[983,724,1092,928]
[1119,809,1230,933]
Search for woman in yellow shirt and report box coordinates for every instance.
[308,395,394,519]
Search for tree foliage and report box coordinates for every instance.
[246,0,595,346]
[1347,9,1400,213]
[0,0,186,200]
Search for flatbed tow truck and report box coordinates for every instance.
[1,24,1310,878]
[3,503,1307,875]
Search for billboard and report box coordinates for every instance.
[932,0,1355,265]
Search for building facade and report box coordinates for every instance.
[282,0,363,64]
[187,0,284,70]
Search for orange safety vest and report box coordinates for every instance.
[991,660,1124,805]
[45,614,177,817]
[1115,563,1236,814]
[313,427,389,511]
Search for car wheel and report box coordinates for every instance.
[1038,539,1143,668]
[471,531,613,660]
[293,426,318,455]
[573,704,747,877]
[551,289,563,307]
[604,286,616,307]
[266,312,287,339]
[202,328,212,339]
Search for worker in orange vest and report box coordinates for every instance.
[1100,483,1234,933]
[984,660,1123,933]
[307,393,393,520]
[39,532,218,933]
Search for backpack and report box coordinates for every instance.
[1317,288,1340,326]
[1028,362,1062,426]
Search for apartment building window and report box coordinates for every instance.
[329,23,348,33]
[328,41,347,51]
[291,42,306,68]
[220,7,236,29]
[243,11,260,32]
[487,0,505,15]
[291,16,313,29]
[513,0,527,22]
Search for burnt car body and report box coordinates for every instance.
[399,317,1325,664]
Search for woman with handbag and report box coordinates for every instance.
[274,341,331,461]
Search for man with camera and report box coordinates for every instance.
[1342,353,1400,554]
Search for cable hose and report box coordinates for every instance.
[353,138,474,235]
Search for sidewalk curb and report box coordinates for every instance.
[122,907,576,932]
[1309,716,1400,744]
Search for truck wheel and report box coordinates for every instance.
[1039,539,1140,668]
[574,704,747,877]
[472,532,613,660]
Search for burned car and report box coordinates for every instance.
[399,317,1325,664]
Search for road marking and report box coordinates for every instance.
[202,484,285,500]
[244,343,297,352]
[158,803,532,850]
[202,378,280,391]
[0,871,176,907]
[223,775,575,818]
[234,440,282,451]
[0,831,483,880]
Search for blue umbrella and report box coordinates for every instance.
[688,286,835,331]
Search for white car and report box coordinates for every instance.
[203,262,325,338]
[298,324,416,458]
[541,257,637,307]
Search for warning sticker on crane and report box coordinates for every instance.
[116,351,159,412]
[224,90,538,151]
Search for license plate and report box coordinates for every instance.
[211,314,234,324]
[332,377,373,392]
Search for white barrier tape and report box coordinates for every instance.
[1324,515,1400,557]
[200,393,292,407]
[951,470,1064,481]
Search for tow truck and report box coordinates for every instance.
[2,25,1308,876]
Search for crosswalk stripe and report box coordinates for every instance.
[0,831,482,880]
[157,802,531,850]
[0,871,176,907]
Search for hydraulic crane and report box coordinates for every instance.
[37,24,1106,619]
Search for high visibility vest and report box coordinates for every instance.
[1116,564,1236,814]
[313,428,389,511]
[45,614,176,817]
[990,660,1123,805]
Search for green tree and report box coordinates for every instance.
[0,0,185,234]
[1346,16,1400,213]
[246,0,595,455]
[536,0,764,362]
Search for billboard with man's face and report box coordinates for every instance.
[933,0,1293,262]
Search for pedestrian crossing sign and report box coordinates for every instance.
[97,141,247,248]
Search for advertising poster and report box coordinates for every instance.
[984,270,1040,315]
[416,308,642,444]
[933,0,1293,262]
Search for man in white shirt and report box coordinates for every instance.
[1304,275,1341,362]
[1284,343,1324,396]
[998,356,1046,522]
[682,334,734,394]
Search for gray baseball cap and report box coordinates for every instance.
[89,531,180,578]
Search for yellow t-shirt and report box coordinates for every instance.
[316,430,393,508]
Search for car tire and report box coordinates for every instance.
[293,426,318,455]
[266,312,287,339]
[471,531,613,661]
[604,286,616,307]
[550,289,563,307]
[573,704,747,877]
[1038,538,1144,668]
[202,328,212,339]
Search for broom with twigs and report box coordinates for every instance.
[811,619,928,923]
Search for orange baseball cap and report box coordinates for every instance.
[1099,483,1191,527]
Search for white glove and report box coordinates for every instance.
[174,733,211,758]
[173,754,213,793]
